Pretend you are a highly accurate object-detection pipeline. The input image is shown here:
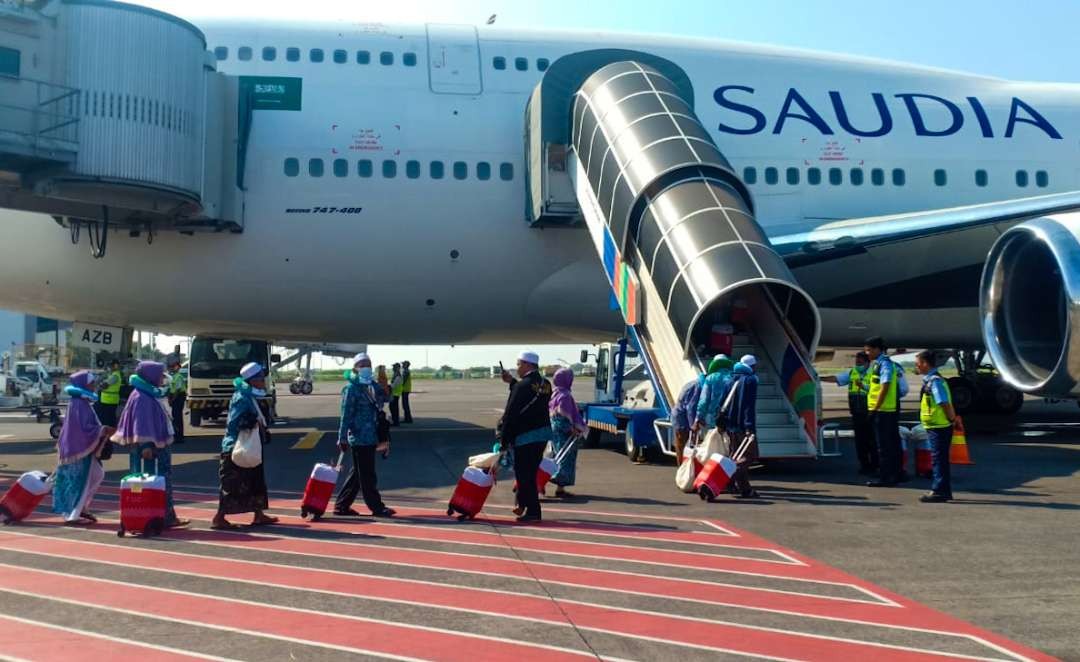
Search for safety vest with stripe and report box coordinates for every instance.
[867,360,898,413]
[100,370,122,405]
[847,367,869,414]
[920,375,953,429]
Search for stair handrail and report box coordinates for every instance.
[758,287,822,453]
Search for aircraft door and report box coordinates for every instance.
[426,24,483,95]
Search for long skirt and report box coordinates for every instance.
[550,415,579,488]
[218,452,269,515]
[52,455,104,522]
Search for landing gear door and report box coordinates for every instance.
[426,24,483,95]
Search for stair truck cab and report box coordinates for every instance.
[187,337,279,426]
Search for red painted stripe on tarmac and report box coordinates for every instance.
[0,532,1005,662]
[0,561,592,662]
[0,613,217,662]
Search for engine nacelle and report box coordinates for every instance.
[980,214,1080,396]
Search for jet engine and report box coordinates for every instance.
[980,213,1080,396]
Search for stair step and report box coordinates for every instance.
[757,411,794,425]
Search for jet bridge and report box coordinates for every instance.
[527,56,823,457]
[0,0,242,255]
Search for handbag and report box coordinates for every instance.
[231,426,263,468]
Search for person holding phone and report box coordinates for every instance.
[500,351,552,523]
[334,353,395,518]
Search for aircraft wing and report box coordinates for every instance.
[771,191,1080,310]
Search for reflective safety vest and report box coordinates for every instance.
[402,372,413,393]
[920,375,953,429]
[846,367,869,415]
[100,370,122,405]
[867,360,898,413]
[391,377,403,397]
[169,371,187,396]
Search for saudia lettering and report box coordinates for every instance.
[713,86,1063,139]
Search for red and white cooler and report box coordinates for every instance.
[119,473,166,537]
[709,323,735,356]
[448,467,494,521]
[536,457,560,493]
[301,461,340,520]
[0,471,50,524]
[693,453,739,501]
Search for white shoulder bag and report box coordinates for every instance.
[231,400,266,468]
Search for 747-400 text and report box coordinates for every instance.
[284,207,364,214]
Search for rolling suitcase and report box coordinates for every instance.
[118,459,166,538]
[301,452,344,521]
[694,434,754,501]
[448,466,495,521]
[0,471,51,524]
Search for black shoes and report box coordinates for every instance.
[372,507,396,518]
[866,480,899,488]
[333,508,362,517]
[734,490,760,499]
[919,493,951,503]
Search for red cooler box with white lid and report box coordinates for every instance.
[0,471,50,524]
[448,467,494,521]
[709,324,734,356]
[118,473,166,537]
[301,461,340,520]
[693,453,739,501]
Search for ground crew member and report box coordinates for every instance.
[401,360,414,423]
[915,350,956,502]
[166,355,187,445]
[389,363,403,426]
[864,337,904,487]
[95,359,122,427]
[500,350,552,523]
[827,352,877,475]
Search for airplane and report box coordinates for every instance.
[0,1,1077,440]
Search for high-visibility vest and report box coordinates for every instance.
[169,371,187,396]
[402,372,413,393]
[920,375,953,429]
[100,370,122,405]
[847,368,868,395]
[391,377,403,397]
[867,360,898,413]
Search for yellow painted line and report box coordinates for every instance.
[290,430,324,450]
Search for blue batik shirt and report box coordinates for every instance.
[339,374,388,447]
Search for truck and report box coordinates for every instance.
[187,336,279,426]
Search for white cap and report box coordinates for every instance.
[352,352,370,366]
[240,362,263,380]
[518,350,540,365]
[739,354,757,368]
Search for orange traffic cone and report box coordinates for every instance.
[950,416,974,465]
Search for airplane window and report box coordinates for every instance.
[382,160,397,178]
[892,168,906,186]
[1036,170,1049,188]
[310,49,324,63]
[453,162,468,180]
[430,161,445,179]
[500,163,514,181]
[403,52,417,67]
[308,158,324,177]
[333,49,348,64]
[1016,170,1029,187]
[358,160,373,178]
[742,167,756,185]
[238,47,252,61]
[333,159,348,178]
[493,57,506,70]
[283,158,299,177]
[515,57,528,71]
[975,169,988,187]
[380,51,394,66]
[871,168,884,186]
[262,47,277,62]
[537,58,550,71]
[764,167,778,185]
[829,168,842,185]
[477,162,491,180]
[213,46,228,61]
[356,50,370,65]
[786,167,800,185]
[934,169,947,186]
[286,47,300,62]
[807,167,821,185]
[850,168,864,186]
[406,160,421,179]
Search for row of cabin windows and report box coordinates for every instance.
[744,167,1051,189]
[215,46,417,67]
[491,56,550,72]
[285,158,514,181]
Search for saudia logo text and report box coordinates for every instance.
[713,86,1062,139]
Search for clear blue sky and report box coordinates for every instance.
[146,0,1080,368]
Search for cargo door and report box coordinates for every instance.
[426,24,482,95]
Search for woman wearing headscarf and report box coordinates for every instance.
[376,365,390,399]
[549,368,587,497]
[52,371,113,524]
[110,361,189,529]
[212,362,278,530]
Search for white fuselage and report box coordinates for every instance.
[1,21,1077,346]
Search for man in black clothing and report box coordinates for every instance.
[499,350,552,523]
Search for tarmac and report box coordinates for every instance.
[0,378,1076,661]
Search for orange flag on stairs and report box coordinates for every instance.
[950,416,974,465]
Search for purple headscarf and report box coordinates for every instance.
[549,368,586,429]
[111,361,173,448]
[57,371,103,465]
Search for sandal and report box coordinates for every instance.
[252,515,279,526]
[210,520,241,531]
[79,511,98,523]
[165,518,191,529]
